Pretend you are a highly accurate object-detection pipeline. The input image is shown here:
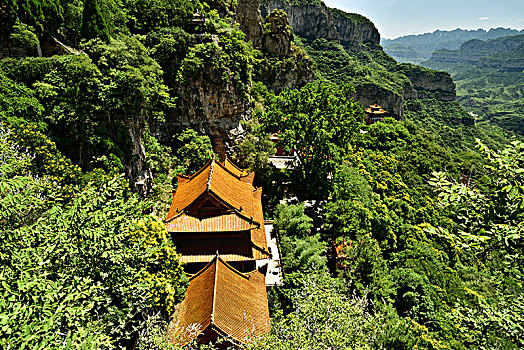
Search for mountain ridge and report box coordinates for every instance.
[382,27,524,64]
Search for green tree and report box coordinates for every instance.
[0,125,186,348]
[280,234,327,273]
[145,26,193,85]
[0,71,44,128]
[126,216,188,314]
[81,0,110,41]
[174,129,215,175]
[429,140,524,276]
[260,81,364,198]
[247,273,387,350]
[123,0,195,33]
[3,0,64,32]
[9,19,39,50]
[273,203,313,239]
[233,118,278,201]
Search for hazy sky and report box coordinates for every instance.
[323,0,524,39]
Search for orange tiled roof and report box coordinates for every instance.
[221,157,250,177]
[166,159,256,222]
[166,212,258,233]
[165,159,213,221]
[170,255,270,346]
[366,110,386,115]
[251,188,267,251]
[209,160,256,218]
[165,158,269,258]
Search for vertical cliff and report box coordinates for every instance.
[236,0,265,47]
[260,0,380,51]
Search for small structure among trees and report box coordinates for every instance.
[364,103,387,124]
[189,10,206,33]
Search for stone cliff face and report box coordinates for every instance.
[353,84,405,118]
[263,10,293,55]
[261,1,338,41]
[460,36,522,53]
[254,47,314,94]
[157,63,250,156]
[236,0,265,47]
[260,0,379,51]
[330,9,380,51]
[236,0,315,93]
[125,119,153,196]
[162,0,459,158]
[479,56,524,71]
[400,64,456,101]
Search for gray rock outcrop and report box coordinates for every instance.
[236,0,265,47]
[260,0,379,51]
[400,64,456,101]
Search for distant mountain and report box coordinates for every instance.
[381,27,524,64]
[423,34,524,73]
[422,34,524,137]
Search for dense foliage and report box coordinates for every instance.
[260,81,364,197]
[1,0,523,348]
[0,124,187,348]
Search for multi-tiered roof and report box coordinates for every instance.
[364,103,387,124]
[165,157,270,264]
[166,158,271,346]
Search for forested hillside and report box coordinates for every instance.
[1,0,523,349]
[423,34,524,138]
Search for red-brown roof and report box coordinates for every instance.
[251,188,267,250]
[166,212,257,233]
[165,158,269,260]
[166,159,257,222]
[170,255,270,346]
[221,157,249,177]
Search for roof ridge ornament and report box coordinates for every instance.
[207,159,215,191]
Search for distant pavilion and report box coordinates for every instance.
[365,103,387,124]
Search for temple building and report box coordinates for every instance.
[189,11,206,33]
[166,158,273,346]
[364,103,387,124]
[169,255,270,347]
[165,157,271,274]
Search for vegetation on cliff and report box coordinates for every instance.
[423,34,524,138]
[1,0,523,348]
